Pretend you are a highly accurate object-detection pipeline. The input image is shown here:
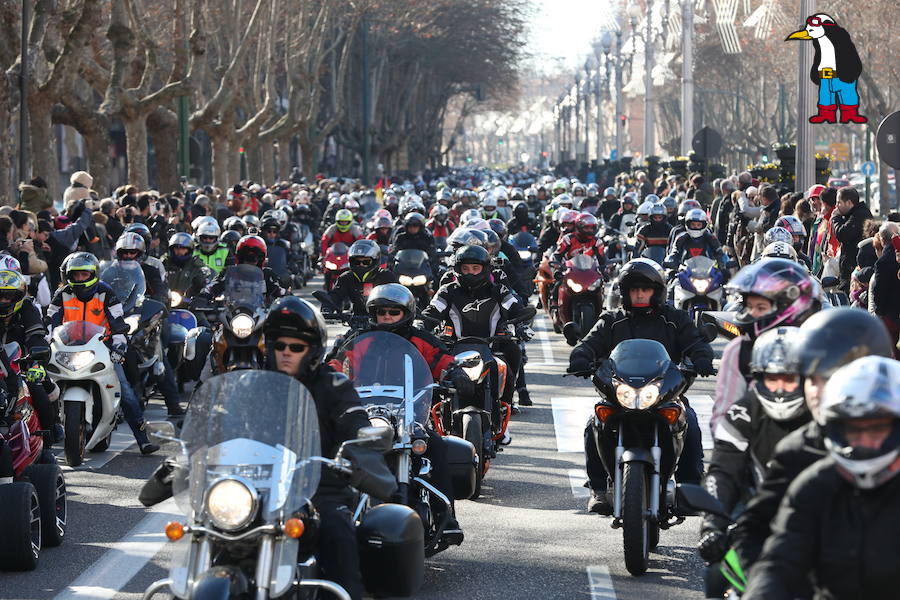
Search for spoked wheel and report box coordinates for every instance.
[63,401,86,467]
[461,412,483,499]
[622,462,652,576]
[0,482,42,570]
[24,463,67,547]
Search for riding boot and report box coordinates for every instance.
[839,104,867,124]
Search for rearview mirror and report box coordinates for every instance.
[563,321,582,346]
[354,426,394,452]
[28,346,51,364]
[700,322,718,343]
[455,351,482,368]
[146,420,181,445]
[675,483,729,518]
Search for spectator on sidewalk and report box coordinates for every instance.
[831,187,873,291]
[868,224,900,358]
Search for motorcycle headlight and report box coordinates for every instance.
[205,477,258,531]
[412,275,428,286]
[398,275,413,286]
[567,279,584,293]
[124,315,141,334]
[615,384,637,408]
[518,250,531,260]
[169,291,183,306]
[230,314,255,339]
[637,383,660,409]
[56,350,96,372]
[462,360,484,381]
[325,261,338,270]
[691,278,710,294]
[369,416,393,430]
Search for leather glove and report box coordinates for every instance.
[697,529,730,563]
[567,355,592,376]
[696,361,717,377]
[448,365,475,398]
[110,344,127,364]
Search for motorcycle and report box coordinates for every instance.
[569,337,694,576]
[393,249,434,312]
[340,331,476,557]
[322,242,350,291]
[534,253,556,325]
[554,253,605,337]
[0,343,65,571]
[509,231,538,293]
[142,370,418,600]
[640,245,666,267]
[670,256,727,325]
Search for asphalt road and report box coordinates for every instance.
[0,280,725,600]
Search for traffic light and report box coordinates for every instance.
[238,146,245,154]
[498,139,505,145]
[466,156,473,163]
[541,151,549,158]
[619,114,627,124]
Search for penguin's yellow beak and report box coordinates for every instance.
[785,29,813,40]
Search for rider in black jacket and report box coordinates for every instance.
[568,258,714,514]
[390,213,436,262]
[318,240,398,316]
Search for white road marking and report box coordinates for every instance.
[587,565,617,599]
[53,499,178,600]
[550,396,594,453]
[56,405,167,471]
[534,314,557,366]
[568,468,590,498]
[689,394,715,450]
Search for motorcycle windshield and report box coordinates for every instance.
[223,265,266,311]
[395,249,429,272]
[100,260,146,313]
[567,254,598,271]
[684,255,715,278]
[328,242,349,260]
[510,232,536,250]
[172,371,321,522]
[336,331,433,427]
[54,321,106,346]
[609,339,671,382]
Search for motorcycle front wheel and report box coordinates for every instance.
[461,412,483,499]
[573,302,596,338]
[63,401,86,467]
[622,462,654,576]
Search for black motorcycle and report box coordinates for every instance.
[393,249,433,312]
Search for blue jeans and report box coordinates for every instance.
[114,362,149,444]
[818,77,859,106]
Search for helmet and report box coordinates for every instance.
[556,193,574,209]
[644,193,660,204]
[552,179,568,196]
[618,258,666,315]
[344,199,360,214]
[115,232,146,261]
[0,255,21,272]
[487,218,508,241]
[348,239,381,280]
[764,226,792,246]
[373,216,393,231]
[749,326,807,421]
[559,209,578,233]
[774,215,807,244]
[482,192,498,210]
[819,357,900,489]
[275,198,292,212]
[224,216,246,233]
[792,307,894,380]
[482,229,501,255]
[168,232,195,265]
[366,283,416,333]
[191,215,218,231]
[684,208,709,238]
[404,212,426,229]
[512,201,529,221]
[575,213,599,241]
[196,220,222,253]
[219,230,241,251]
[447,228,484,251]
[761,241,798,261]
[604,187,617,198]
[649,203,666,221]
[335,209,354,233]
[263,296,327,377]
[453,245,492,290]
[727,258,822,338]
[586,183,599,198]
[242,214,260,229]
[637,200,654,220]
[525,187,538,200]
[460,208,481,226]
[0,270,27,318]
[510,188,525,201]
[467,217,489,231]
[572,182,586,197]
[235,235,267,267]
[622,192,638,209]
[260,216,281,236]
[662,196,678,213]
[64,252,101,301]
[430,204,449,222]
[267,208,289,229]
[677,199,702,217]
[436,188,452,204]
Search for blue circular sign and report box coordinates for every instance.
[860,161,876,176]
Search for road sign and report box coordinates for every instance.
[828,142,849,161]
[691,126,723,159]
[610,149,618,160]
[876,110,900,169]
[860,161,876,176]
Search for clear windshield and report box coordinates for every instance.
[568,254,598,271]
[100,260,145,312]
[54,321,106,346]
[223,264,266,310]
[172,371,321,521]
[329,242,349,257]
[336,331,433,427]
[609,339,671,381]
[395,249,429,270]
[684,255,716,277]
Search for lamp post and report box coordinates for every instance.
[615,26,624,159]
[596,33,613,161]
[680,0,694,156]
[18,0,31,184]
[574,74,582,164]
[795,0,816,193]
[627,1,654,159]
[584,58,594,163]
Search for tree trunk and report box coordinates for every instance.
[123,114,150,190]
[0,105,11,204]
[81,124,112,197]
[148,109,179,194]
[299,136,315,177]
[276,136,292,180]
[878,157,890,216]
[228,139,241,185]
[211,133,231,192]
[29,98,60,203]
[245,142,261,183]
[259,142,274,185]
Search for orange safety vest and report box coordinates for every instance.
[62,292,110,332]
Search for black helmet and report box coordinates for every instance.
[618,258,666,314]
[168,232,194,265]
[791,307,894,379]
[404,212,426,229]
[453,244,491,290]
[263,296,327,378]
[749,326,807,422]
[348,239,381,281]
[219,229,241,252]
[366,283,416,333]
[487,218,508,241]
[64,252,101,302]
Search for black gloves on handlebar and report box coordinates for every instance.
[696,361,717,377]
[567,355,592,377]
[697,529,730,563]
[447,365,474,398]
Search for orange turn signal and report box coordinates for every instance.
[658,407,682,425]
[283,518,305,539]
[411,439,428,455]
[595,405,615,422]
[164,521,185,541]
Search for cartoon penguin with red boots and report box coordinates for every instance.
[786,13,867,124]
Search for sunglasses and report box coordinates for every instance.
[805,16,833,27]
[274,341,308,353]
[375,308,404,317]
[351,258,374,267]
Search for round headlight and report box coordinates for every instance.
[205,478,257,531]
[518,250,531,260]
[324,261,338,270]
[637,384,660,409]
[615,384,637,408]
[230,314,255,339]
[369,416,393,430]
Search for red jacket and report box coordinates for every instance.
[329,329,454,382]
[321,224,362,255]
[426,219,455,239]
[553,233,606,261]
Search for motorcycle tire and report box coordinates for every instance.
[573,303,596,339]
[63,401,86,467]
[461,413,483,499]
[622,462,651,576]
[0,482,41,571]
[23,463,66,547]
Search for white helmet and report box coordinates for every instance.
[764,226,793,246]
[460,208,481,226]
[0,254,21,272]
[636,200,654,219]
[684,208,709,239]
[191,215,218,231]
[761,241,798,261]
[195,221,222,252]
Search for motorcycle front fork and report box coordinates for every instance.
[611,428,662,521]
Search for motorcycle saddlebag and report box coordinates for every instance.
[357,503,424,597]
[444,434,477,500]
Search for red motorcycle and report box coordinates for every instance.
[0,342,67,571]
[553,253,605,336]
[322,241,350,291]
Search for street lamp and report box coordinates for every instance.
[584,57,595,164]
[614,18,624,161]
[627,1,655,159]
[574,73,582,164]
[596,33,613,161]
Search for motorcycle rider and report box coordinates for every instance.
[162,232,210,303]
[390,212,436,260]
[507,201,537,235]
[743,356,900,600]
[774,215,813,268]
[321,208,363,256]
[426,204,455,240]
[635,203,673,258]
[697,327,811,567]
[317,240,398,317]
[597,187,620,224]
[664,209,730,272]
[46,252,159,454]
[197,235,286,306]
[548,213,606,311]
[193,220,233,275]
[607,192,637,234]
[567,258,714,514]
[260,214,292,285]
[667,199,703,248]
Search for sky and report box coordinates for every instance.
[528,0,618,71]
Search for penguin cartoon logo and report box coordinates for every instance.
[785,13,867,125]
